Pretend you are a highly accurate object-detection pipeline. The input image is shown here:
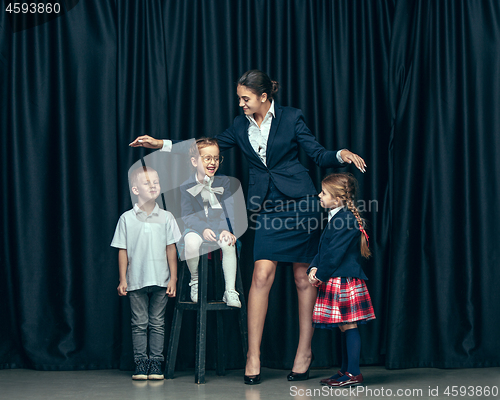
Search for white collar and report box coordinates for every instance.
[328,206,343,221]
[245,100,276,123]
[268,100,276,118]
[195,173,213,185]
[133,202,160,216]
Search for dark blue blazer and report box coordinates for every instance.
[216,104,345,210]
[179,174,234,234]
[307,208,368,282]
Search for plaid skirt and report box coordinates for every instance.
[312,277,376,329]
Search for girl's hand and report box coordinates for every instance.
[203,229,217,242]
[219,230,236,246]
[166,279,177,297]
[340,150,367,173]
[129,135,163,149]
[308,268,322,287]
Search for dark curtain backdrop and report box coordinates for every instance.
[1,0,499,371]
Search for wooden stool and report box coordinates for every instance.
[165,242,248,384]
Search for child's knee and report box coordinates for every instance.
[342,323,357,331]
[219,240,236,253]
[185,242,200,254]
[184,233,203,255]
[131,319,148,333]
[148,318,165,333]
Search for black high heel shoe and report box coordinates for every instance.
[287,353,315,381]
[244,373,261,385]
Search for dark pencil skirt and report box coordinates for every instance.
[252,180,322,263]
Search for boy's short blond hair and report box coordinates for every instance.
[129,166,158,190]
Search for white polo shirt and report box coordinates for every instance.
[111,203,181,291]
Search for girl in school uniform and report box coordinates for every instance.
[130,70,367,384]
[308,173,375,387]
[179,137,241,308]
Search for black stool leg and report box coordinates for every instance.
[195,251,208,384]
[213,247,227,375]
[166,307,184,379]
[214,249,224,302]
[165,259,187,379]
[215,310,225,376]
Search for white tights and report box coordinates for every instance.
[184,232,237,292]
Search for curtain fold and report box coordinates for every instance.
[1,0,499,371]
[385,0,500,368]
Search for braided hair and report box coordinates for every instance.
[321,173,371,258]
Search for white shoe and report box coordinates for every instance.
[189,280,198,303]
[223,290,241,308]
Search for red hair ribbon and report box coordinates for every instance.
[360,227,370,248]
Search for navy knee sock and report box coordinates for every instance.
[340,331,348,373]
[337,328,361,381]
[328,331,348,380]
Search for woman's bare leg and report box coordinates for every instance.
[291,262,317,373]
[245,259,277,376]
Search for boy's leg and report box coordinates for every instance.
[148,286,168,379]
[128,288,149,379]
[185,232,203,302]
[220,241,240,307]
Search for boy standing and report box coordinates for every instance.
[111,166,181,380]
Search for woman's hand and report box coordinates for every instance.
[129,135,163,149]
[308,268,322,287]
[340,150,367,173]
[219,230,236,246]
[203,229,217,242]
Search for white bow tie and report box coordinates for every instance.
[186,176,224,209]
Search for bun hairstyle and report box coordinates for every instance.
[322,173,372,259]
[237,69,279,100]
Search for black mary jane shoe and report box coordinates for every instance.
[287,354,315,381]
[244,373,261,385]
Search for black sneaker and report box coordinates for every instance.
[132,359,149,380]
[148,360,164,380]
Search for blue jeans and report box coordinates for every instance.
[128,285,168,361]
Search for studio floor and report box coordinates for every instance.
[1,366,499,400]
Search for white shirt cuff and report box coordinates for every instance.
[336,149,346,163]
[160,140,172,152]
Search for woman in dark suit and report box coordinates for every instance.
[130,70,366,384]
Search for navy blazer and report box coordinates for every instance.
[216,104,345,210]
[307,208,368,282]
[180,174,234,234]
